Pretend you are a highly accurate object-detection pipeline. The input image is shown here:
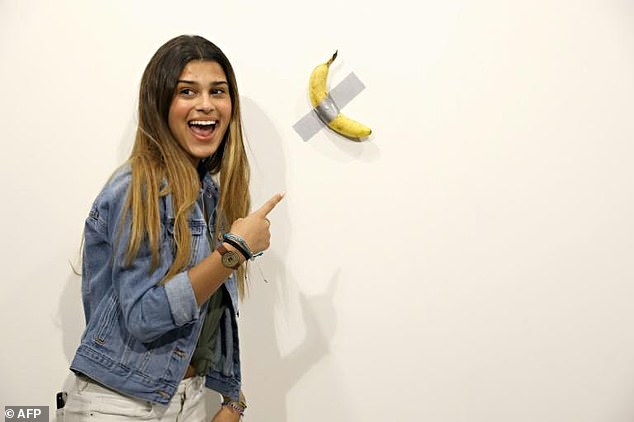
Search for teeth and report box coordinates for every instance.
[189,120,216,126]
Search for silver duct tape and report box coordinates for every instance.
[293,72,366,141]
[314,95,340,123]
[329,72,365,109]
[292,112,323,142]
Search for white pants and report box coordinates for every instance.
[57,375,213,421]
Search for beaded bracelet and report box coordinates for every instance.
[222,402,245,416]
[221,395,247,416]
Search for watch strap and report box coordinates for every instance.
[216,243,241,270]
[222,236,251,261]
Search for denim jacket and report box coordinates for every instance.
[70,165,242,405]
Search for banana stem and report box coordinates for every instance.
[327,50,338,66]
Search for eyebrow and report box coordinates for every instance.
[177,80,229,86]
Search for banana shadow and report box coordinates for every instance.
[319,122,382,162]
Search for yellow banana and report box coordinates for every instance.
[309,51,372,140]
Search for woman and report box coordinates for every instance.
[61,35,283,421]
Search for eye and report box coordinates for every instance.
[211,88,227,96]
[179,88,196,96]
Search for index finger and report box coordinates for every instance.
[254,192,285,217]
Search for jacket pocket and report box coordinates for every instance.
[165,219,207,263]
[94,294,120,345]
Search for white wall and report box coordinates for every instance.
[1,0,634,420]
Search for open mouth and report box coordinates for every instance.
[188,120,217,138]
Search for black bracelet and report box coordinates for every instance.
[222,237,251,261]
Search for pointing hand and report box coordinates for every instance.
[228,193,284,255]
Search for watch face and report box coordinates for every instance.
[222,251,240,268]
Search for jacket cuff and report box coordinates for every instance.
[164,271,200,326]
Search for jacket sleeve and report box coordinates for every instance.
[87,171,201,344]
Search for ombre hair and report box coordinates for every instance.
[124,35,250,297]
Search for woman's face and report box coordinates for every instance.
[168,60,232,165]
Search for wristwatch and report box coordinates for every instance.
[217,243,241,270]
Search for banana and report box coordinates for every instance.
[309,51,372,140]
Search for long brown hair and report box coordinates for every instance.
[124,35,250,298]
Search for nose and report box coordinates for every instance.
[196,93,215,113]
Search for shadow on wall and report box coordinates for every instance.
[59,273,84,362]
[240,265,341,421]
[55,272,85,392]
[240,97,345,420]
